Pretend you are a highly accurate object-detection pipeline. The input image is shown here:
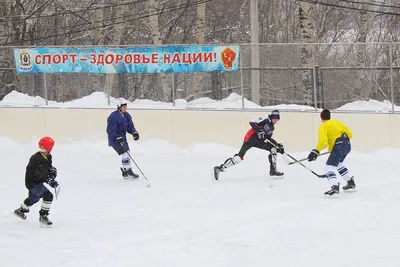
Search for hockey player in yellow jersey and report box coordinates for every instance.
[307,109,356,196]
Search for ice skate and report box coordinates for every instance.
[121,168,139,180]
[13,207,28,220]
[342,177,356,191]
[324,185,339,196]
[269,166,284,178]
[213,165,223,180]
[126,168,139,179]
[39,214,53,227]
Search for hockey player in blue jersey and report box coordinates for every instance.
[107,98,140,179]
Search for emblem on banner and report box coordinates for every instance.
[221,47,237,70]
[18,50,33,71]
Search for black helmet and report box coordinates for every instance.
[320,109,331,120]
[270,110,280,120]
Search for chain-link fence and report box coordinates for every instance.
[237,43,400,111]
[1,43,400,111]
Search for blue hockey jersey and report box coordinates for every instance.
[106,110,136,147]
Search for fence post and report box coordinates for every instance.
[43,73,48,106]
[313,65,318,109]
[171,74,175,107]
[250,0,260,105]
[390,42,394,113]
[106,75,111,106]
[320,67,325,109]
[240,46,244,109]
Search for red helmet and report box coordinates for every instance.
[38,136,55,153]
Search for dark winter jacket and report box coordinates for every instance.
[106,110,136,147]
[244,115,277,146]
[25,152,53,189]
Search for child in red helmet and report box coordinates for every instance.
[13,136,60,227]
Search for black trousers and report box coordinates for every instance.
[237,141,274,158]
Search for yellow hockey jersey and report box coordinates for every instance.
[316,120,352,152]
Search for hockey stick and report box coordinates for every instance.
[264,139,325,178]
[284,152,326,178]
[288,151,330,165]
[54,186,61,199]
[43,183,61,199]
[126,151,151,188]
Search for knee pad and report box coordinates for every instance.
[270,147,277,155]
[222,154,243,169]
[232,154,243,164]
[42,190,54,202]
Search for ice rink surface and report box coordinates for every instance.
[1,138,399,267]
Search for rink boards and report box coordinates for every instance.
[0,108,396,152]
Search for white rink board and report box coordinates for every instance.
[0,108,397,152]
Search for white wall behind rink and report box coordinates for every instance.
[0,108,398,152]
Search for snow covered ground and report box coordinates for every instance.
[0,90,398,112]
[0,90,398,266]
[0,138,399,267]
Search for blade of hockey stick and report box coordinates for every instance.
[264,139,325,178]
[284,152,326,178]
[43,183,62,199]
[54,186,61,199]
[126,151,151,188]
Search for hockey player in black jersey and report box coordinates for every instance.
[13,136,60,227]
[213,110,285,180]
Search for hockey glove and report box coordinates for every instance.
[46,177,59,188]
[307,149,319,161]
[277,143,285,154]
[49,167,57,179]
[132,132,140,141]
[47,178,61,199]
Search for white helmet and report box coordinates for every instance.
[117,98,128,109]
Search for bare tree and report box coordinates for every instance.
[353,10,368,98]
[298,1,316,106]
[107,0,127,99]
[193,0,206,99]
[1,0,400,108]
[148,0,172,101]
[93,0,105,45]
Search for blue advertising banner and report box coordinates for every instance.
[14,46,239,74]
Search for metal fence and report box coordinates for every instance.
[1,43,400,111]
